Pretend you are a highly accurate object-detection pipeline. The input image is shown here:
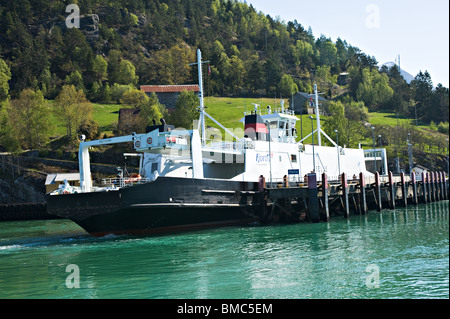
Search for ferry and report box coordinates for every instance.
[46,50,373,236]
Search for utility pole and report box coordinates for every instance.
[407,133,413,174]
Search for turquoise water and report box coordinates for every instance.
[0,201,448,299]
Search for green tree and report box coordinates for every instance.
[431,84,449,124]
[0,58,11,103]
[120,89,149,108]
[92,55,108,82]
[7,89,50,149]
[228,55,245,95]
[356,68,393,109]
[412,71,437,124]
[65,70,85,92]
[111,83,134,103]
[324,100,368,148]
[279,74,298,98]
[379,64,411,115]
[171,91,199,129]
[319,40,338,67]
[55,85,93,140]
[110,59,139,86]
[264,59,282,96]
[244,56,264,96]
[138,103,164,132]
[0,104,20,151]
[315,65,334,93]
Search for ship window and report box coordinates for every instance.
[269,121,277,129]
[291,154,297,163]
[279,121,285,129]
[151,162,158,173]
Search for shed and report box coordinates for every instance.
[411,164,429,181]
[140,85,200,113]
[288,92,327,115]
[45,173,80,194]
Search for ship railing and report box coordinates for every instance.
[265,173,385,189]
[244,108,295,117]
[101,177,153,188]
[202,139,252,152]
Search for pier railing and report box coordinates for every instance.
[265,173,414,189]
[101,177,153,188]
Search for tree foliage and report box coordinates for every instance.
[0,58,12,103]
[323,100,368,148]
[6,89,51,149]
[0,0,447,152]
[55,85,93,140]
[171,91,199,129]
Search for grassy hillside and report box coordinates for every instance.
[40,96,448,171]
[47,100,122,137]
[45,97,445,148]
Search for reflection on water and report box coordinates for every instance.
[0,201,448,299]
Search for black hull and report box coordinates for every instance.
[46,177,261,236]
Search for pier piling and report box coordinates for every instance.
[437,172,442,201]
[399,172,407,207]
[308,173,320,223]
[258,175,268,223]
[341,173,349,218]
[359,172,368,215]
[388,171,396,209]
[421,172,429,204]
[430,172,436,202]
[260,167,448,228]
[374,172,382,212]
[321,172,329,221]
[411,172,418,205]
[442,171,448,200]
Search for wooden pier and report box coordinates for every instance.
[259,171,449,223]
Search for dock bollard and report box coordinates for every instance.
[308,173,320,223]
[359,172,368,215]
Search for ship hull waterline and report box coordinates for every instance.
[46,176,261,237]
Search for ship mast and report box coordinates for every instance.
[299,84,337,147]
[190,49,239,145]
[314,84,322,146]
[197,49,206,145]
[189,49,209,145]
